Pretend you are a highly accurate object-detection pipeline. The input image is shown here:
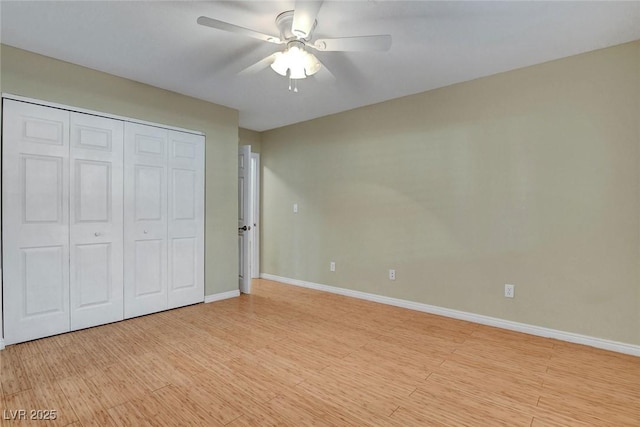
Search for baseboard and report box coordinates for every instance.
[0,338,5,350]
[204,290,240,303]
[260,273,640,357]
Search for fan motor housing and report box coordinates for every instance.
[275,10,316,41]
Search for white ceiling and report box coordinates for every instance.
[1,1,639,131]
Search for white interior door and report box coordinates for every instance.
[124,123,168,318]
[167,130,205,308]
[238,145,251,293]
[69,112,124,330]
[2,100,71,344]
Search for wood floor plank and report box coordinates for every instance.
[57,375,113,425]
[435,357,542,397]
[265,387,381,426]
[447,349,547,385]
[329,353,428,391]
[383,320,472,344]
[3,383,76,426]
[546,356,640,389]
[290,381,406,427]
[320,361,418,399]
[457,334,554,366]
[1,346,32,396]
[251,348,319,385]
[86,363,149,410]
[530,401,612,427]
[123,354,173,391]
[198,359,279,406]
[537,393,640,426]
[107,400,155,427]
[359,336,447,370]
[115,392,170,426]
[296,369,404,418]
[36,342,79,382]
[374,326,460,359]
[530,415,595,427]
[177,378,244,425]
[541,369,640,407]
[1,278,638,425]
[222,408,284,427]
[225,355,307,391]
[19,353,59,391]
[341,345,432,383]
[398,383,533,426]
[258,338,339,371]
[472,324,556,349]
[149,385,225,427]
[78,409,119,427]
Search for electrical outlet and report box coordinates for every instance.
[293,203,298,213]
[504,284,515,298]
[389,269,396,280]
[330,261,336,272]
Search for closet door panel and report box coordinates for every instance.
[69,112,124,330]
[2,100,70,344]
[167,131,205,308]
[124,123,169,318]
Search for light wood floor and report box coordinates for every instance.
[1,279,639,426]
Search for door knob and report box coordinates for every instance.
[239,225,250,231]
[94,232,101,237]
[143,230,148,234]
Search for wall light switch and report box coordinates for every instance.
[293,203,298,213]
[330,262,336,272]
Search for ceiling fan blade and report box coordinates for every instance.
[197,16,282,44]
[238,53,279,76]
[313,35,392,52]
[292,0,323,38]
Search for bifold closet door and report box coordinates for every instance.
[3,99,203,343]
[167,130,205,308]
[2,100,71,344]
[69,112,124,330]
[124,123,169,318]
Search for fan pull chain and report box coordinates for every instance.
[288,77,299,93]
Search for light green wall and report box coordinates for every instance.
[239,127,262,153]
[261,41,640,345]
[0,45,239,297]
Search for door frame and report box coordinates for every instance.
[238,146,260,292]
[1,100,4,349]
[250,152,260,279]
[238,145,252,293]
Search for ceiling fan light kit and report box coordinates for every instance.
[197,1,392,92]
[271,41,320,77]
[270,41,321,92]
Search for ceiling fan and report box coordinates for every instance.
[197,1,392,92]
